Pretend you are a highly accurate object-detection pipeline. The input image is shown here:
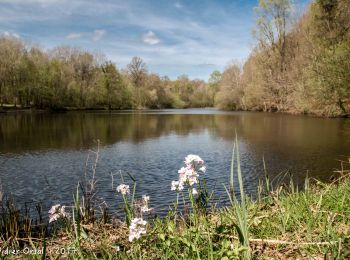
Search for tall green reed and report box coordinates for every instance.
[224,134,251,259]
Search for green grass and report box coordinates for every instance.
[35,176,349,259]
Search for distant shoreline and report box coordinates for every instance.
[0,106,214,114]
[1,106,349,118]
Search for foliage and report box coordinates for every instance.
[215,0,350,117]
[0,41,214,110]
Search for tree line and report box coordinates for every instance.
[1,0,349,116]
[0,39,216,110]
[215,0,350,116]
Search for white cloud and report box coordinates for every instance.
[142,31,160,45]
[92,29,105,41]
[66,32,82,39]
[2,31,20,38]
[0,0,59,3]
[196,63,216,68]
[0,0,253,79]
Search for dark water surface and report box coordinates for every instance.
[0,109,349,214]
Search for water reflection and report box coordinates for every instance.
[1,110,349,179]
[1,111,349,161]
[0,112,222,152]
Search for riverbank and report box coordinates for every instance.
[1,105,349,118]
[0,105,122,113]
[0,106,204,115]
[46,174,350,259]
[1,152,349,259]
[219,106,350,118]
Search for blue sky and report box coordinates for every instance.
[0,0,310,80]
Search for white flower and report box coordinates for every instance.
[48,204,60,215]
[129,218,147,242]
[184,154,204,169]
[171,180,184,191]
[140,195,153,213]
[60,206,69,218]
[142,195,150,203]
[116,184,130,195]
[178,167,187,174]
[192,188,198,196]
[141,205,153,213]
[48,204,69,223]
[187,169,199,186]
[178,168,188,184]
[172,154,205,191]
[49,213,59,223]
[178,167,199,186]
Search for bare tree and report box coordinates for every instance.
[215,63,244,110]
[127,56,147,88]
[127,56,147,108]
[252,0,295,111]
[254,0,294,72]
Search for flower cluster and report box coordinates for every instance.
[171,180,184,191]
[129,218,147,242]
[185,154,205,171]
[171,154,205,191]
[116,184,130,195]
[141,195,152,213]
[48,204,70,223]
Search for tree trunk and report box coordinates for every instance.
[0,81,3,108]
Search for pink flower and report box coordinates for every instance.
[129,218,147,242]
[171,154,205,191]
[142,195,150,203]
[116,184,130,195]
[171,180,184,191]
[180,167,199,186]
[187,175,198,186]
[48,204,60,215]
[184,154,204,169]
[48,204,69,223]
[141,205,152,213]
[141,195,153,213]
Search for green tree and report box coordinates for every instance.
[101,61,131,109]
[0,36,25,107]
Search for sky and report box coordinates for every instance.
[0,0,310,80]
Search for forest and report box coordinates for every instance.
[0,43,216,110]
[0,0,349,116]
[216,0,350,116]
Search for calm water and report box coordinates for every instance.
[0,109,349,215]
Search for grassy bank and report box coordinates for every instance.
[0,144,349,259]
[43,177,349,259]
